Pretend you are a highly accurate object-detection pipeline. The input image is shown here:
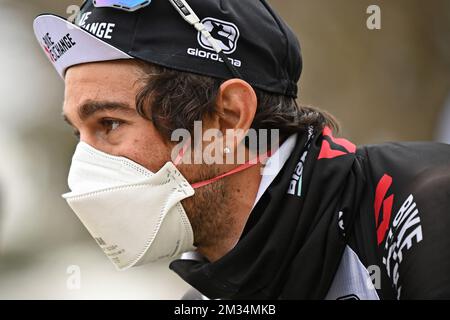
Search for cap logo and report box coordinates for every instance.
[41,32,77,63]
[198,17,240,54]
[77,12,116,40]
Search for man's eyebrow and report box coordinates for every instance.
[78,100,135,121]
[62,100,136,125]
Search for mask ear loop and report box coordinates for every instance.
[173,137,274,189]
[190,151,272,189]
[174,138,192,166]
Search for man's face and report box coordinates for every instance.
[63,60,257,255]
[63,60,171,173]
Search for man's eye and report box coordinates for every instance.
[100,118,125,134]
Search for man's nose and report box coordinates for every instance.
[78,133,120,158]
[78,131,95,149]
[78,132,106,154]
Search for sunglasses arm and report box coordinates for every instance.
[168,0,223,53]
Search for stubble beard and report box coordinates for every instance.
[181,165,236,251]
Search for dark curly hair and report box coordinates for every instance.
[135,61,339,144]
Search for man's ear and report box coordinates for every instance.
[215,79,257,147]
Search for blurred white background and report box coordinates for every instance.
[0,0,190,300]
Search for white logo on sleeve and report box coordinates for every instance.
[198,17,240,54]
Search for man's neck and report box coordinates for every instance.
[197,163,263,262]
[196,135,295,263]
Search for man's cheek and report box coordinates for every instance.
[127,143,171,173]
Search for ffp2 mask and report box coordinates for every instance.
[62,142,196,270]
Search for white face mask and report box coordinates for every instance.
[62,142,196,270]
[63,141,265,271]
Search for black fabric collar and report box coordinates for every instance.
[170,128,365,299]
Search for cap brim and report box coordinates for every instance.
[33,14,132,79]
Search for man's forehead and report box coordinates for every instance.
[63,60,144,112]
[64,59,144,87]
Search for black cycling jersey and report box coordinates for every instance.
[351,141,450,299]
[170,127,450,300]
